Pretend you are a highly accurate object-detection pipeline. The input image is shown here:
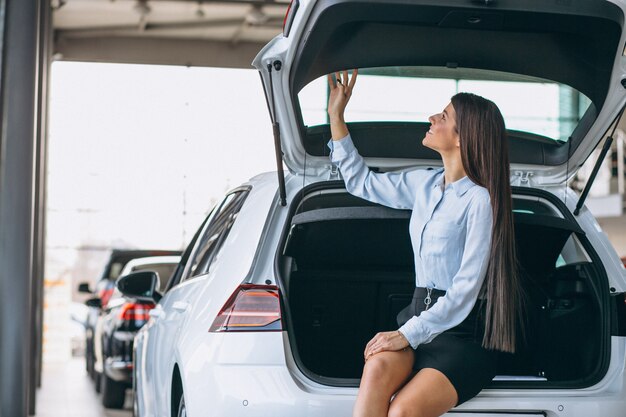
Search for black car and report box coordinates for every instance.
[77,249,181,384]
[97,256,180,409]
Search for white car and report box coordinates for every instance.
[122,1,626,416]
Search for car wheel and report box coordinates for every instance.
[87,355,95,380]
[94,371,102,393]
[101,373,126,409]
[86,335,95,379]
[177,395,186,417]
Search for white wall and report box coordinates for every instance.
[45,61,277,362]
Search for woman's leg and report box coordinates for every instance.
[387,368,458,417]
[353,348,415,417]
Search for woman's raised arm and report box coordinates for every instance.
[327,69,426,209]
[328,69,357,140]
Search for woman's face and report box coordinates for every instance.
[422,102,460,154]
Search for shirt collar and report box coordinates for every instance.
[433,168,476,197]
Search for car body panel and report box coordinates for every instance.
[135,173,281,416]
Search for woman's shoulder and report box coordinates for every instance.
[470,184,491,203]
[406,166,442,182]
[466,185,493,222]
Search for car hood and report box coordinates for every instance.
[254,0,626,186]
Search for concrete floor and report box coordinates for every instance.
[35,358,132,417]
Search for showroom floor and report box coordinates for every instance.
[35,358,132,417]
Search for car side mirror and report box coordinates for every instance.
[85,297,102,308]
[78,282,92,294]
[116,271,160,302]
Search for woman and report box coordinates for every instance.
[326,69,523,417]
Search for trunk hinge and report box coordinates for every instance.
[328,164,339,180]
[574,103,626,216]
[514,171,533,187]
[262,60,287,207]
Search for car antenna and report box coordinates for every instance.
[264,60,287,206]
[573,103,626,216]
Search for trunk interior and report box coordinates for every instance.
[279,184,608,388]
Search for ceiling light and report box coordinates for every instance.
[196,1,205,18]
[245,4,269,26]
[133,0,151,18]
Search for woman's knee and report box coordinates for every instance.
[387,401,424,417]
[362,351,411,383]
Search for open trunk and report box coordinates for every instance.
[255,0,626,182]
[278,183,609,388]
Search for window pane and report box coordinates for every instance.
[186,193,236,278]
[298,66,590,143]
[185,190,248,280]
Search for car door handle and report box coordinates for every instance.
[172,301,190,313]
[149,308,164,318]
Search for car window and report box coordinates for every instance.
[182,190,249,281]
[164,209,214,292]
[557,234,591,266]
[108,262,124,280]
[130,263,178,292]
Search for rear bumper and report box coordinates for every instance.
[178,333,626,417]
[104,357,133,383]
[183,365,626,417]
[103,329,136,383]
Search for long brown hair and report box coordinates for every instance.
[451,92,523,353]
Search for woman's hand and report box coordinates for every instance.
[364,330,410,362]
[327,69,357,140]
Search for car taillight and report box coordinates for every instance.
[118,302,153,324]
[282,0,299,37]
[99,287,115,308]
[210,284,282,332]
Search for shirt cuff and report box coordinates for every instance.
[327,133,355,162]
[398,317,429,350]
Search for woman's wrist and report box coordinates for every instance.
[330,117,348,141]
[397,330,410,346]
[329,113,345,124]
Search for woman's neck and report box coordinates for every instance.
[442,153,467,186]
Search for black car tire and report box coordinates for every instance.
[101,373,126,409]
[95,371,102,393]
[86,335,95,379]
[177,395,186,417]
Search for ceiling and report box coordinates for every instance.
[53,0,290,68]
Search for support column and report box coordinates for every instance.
[29,0,51,414]
[0,0,41,416]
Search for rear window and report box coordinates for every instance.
[298,66,591,143]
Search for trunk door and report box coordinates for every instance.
[254,0,626,185]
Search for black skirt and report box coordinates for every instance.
[396,287,498,406]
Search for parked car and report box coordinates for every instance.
[69,302,89,357]
[122,1,626,416]
[77,249,182,382]
[97,256,180,409]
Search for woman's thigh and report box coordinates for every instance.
[388,368,457,417]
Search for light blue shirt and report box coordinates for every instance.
[328,134,493,349]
